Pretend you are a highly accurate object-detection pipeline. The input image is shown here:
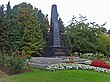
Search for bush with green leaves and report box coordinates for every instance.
[0,50,31,74]
[0,52,7,67]
[6,55,28,74]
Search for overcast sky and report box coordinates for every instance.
[0,0,110,30]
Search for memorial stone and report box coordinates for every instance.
[43,4,66,57]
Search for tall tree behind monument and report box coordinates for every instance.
[7,2,45,56]
[58,18,66,47]
[36,9,49,45]
[0,5,9,51]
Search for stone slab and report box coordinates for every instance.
[29,57,90,69]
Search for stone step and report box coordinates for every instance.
[30,60,65,65]
[73,58,90,63]
[73,60,89,62]
[30,57,65,64]
[29,57,90,69]
[29,63,48,69]
[31,59,62,62]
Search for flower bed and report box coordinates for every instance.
[90,60,110,69]
[46,63,110,74]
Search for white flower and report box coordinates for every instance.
[46,63,110,74]
[84,60,92,65]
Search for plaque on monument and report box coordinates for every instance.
[43,4,66,57]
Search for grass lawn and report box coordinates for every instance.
[1,68,110,82]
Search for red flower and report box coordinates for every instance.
[24,53,29,56]
[18,55,23,58]
[90,60,110,69]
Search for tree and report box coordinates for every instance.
[99,34,110,54]
[107,30,110,36]
[36,9,49,45]
[58,18,65,47]
[7,4,23,51]
[6,1,11,18]
[0,5,9,51]
[8,2,45,56]
[0,5,4,17]
[5,1,12,52]
[65,15,107,55]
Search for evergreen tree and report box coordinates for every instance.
[58,18,65,34]
[8,5,24,51]
[5,1,12,52]
[6,1,11,18]
[0,5,4,17]
[43,14,49,43]
[9,2,45,56]
[0,5,9,51]
[58,18,65,47]
[107,30,110,36]
[36,9,49,45]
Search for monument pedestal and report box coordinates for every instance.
[43,47,66,57]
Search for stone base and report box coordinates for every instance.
[29,57,90,69]
[43,47,66,57]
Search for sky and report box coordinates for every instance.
[0,0,110,30]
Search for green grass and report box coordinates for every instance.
[1,68,110,82]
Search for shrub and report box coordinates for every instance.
[0,50,31,74]
[6,55,28,74]
[0,52,8,67]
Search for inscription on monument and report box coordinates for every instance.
[55,49,65,55]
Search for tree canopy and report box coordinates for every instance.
[0,2,49,56]
[64,15,109,55]
[0,2,110,56]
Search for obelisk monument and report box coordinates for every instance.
[43,4,66,57]
[49,4,61,47]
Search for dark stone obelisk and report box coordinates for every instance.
[49,4,61,47]
[43,4,66,57]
